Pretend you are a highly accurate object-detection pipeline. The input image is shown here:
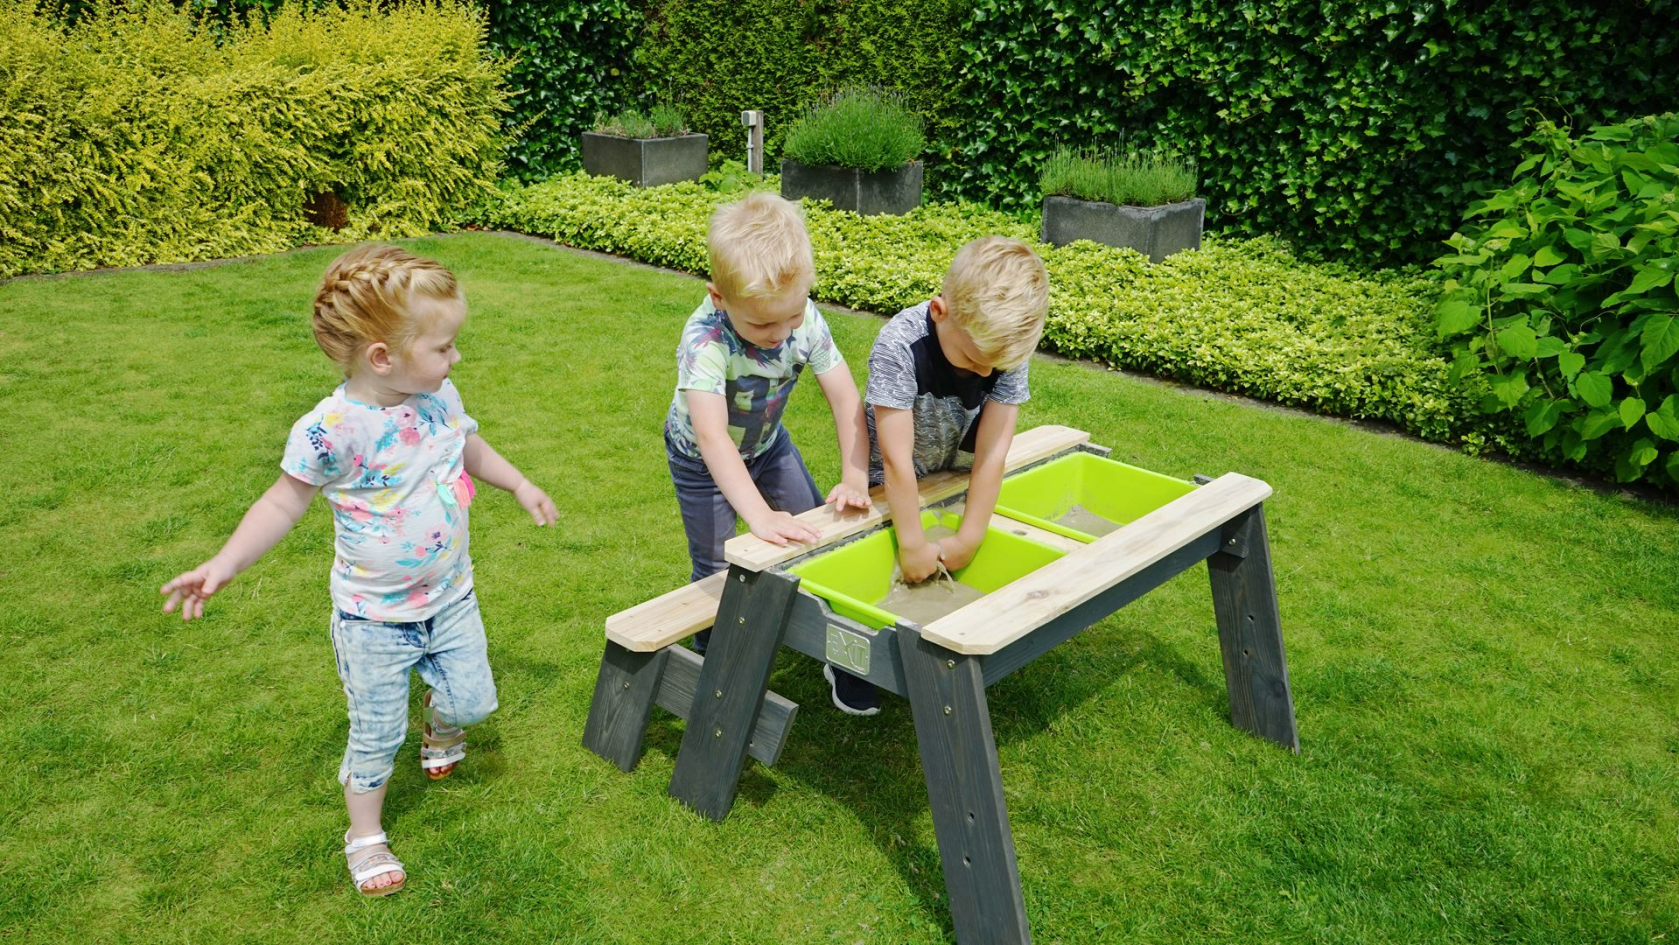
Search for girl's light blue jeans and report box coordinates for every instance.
[329,590,498,794]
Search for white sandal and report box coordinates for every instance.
[421,690,465,780]
[344,830,405,897]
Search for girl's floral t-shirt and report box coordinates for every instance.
[282,380,478,622]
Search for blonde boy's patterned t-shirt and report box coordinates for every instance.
[664,296,844,461]
[282,379,478,622]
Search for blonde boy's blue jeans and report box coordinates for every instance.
[329,590,498,794]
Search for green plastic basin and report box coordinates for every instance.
[995,452,1195,542]
[790,510,1065,630]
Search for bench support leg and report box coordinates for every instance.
[668,565,799,821]
[898,626,1030,945]
[1208,503,1300,753]
[582,641,668,772]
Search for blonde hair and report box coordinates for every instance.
[941,237,1049,371]
[312,245,461,375]
[707,192,815,301]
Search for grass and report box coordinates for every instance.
[2,231,1676,943]
[1040,147,1199,207]
[781,87,926,172]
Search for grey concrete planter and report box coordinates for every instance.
[780,159,923,216]
[1040,195,1206,262]
[581,132,708,187]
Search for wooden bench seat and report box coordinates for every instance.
[606,570,728,653]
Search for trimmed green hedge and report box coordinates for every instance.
[485,0,641,180]
[632,0,967,180]
[947,0,1679,265]
[474,173,1488,451]
[0,1,509,278]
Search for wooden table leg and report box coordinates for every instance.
[668,565,800,821]
[897,626,1031,945]
[1208,503,1300,753]
[582,641,668,772]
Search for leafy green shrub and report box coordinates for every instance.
[474,172,1477,450]
[698,160,768,195]
[1434,114,1679,486]
[950,0,1679,264]
[634,0,964,177]
[1040,148,1198,207]
[484,0,640,180]
[781,87,925,172]
[0,0,510,279]
[51,0,326,31]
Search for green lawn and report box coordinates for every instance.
[2,232,1675,944]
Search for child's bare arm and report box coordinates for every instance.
[464,433,556,526]
[943,402,1018,571]
[687,390,819,545]
[813,366,870,511]
[874,405,941,583]
[159,473,317,621]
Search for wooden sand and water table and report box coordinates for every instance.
[583,425,1299,944]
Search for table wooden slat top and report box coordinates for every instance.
[920,472,1273,655]
[723,424,1091,572]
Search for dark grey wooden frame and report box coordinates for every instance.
[583,443,1299,944]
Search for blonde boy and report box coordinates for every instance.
[868,236,1049,580]
[664,193,870,677]
[826,237,1045,714]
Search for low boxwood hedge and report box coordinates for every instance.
[474,173,1508,456]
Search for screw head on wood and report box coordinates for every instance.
[738,574,745,582]
[738,617,744,624]
[943,705,952,715]
[946,659,955,668]
[714,689,722,698]
[714,728,722,738]
[621,681,630,690]
[1228,537,1237,545]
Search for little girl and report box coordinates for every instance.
[160,245,556,897]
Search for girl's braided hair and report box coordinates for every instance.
[312,245,460,376]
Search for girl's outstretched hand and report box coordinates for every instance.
[514,480,558,526]
[160,558,237,621]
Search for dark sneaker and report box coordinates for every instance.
[692,627,711,656]
[824,664,881,717]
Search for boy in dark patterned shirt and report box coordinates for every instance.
[845,237,1048,710]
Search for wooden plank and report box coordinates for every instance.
[668,566,801,821]
[655,645,798,767]
[922,473,1273,655]
[897,627,1030,945]
[581,642,668,772]
[605,570,727,653]
[1208,505,1300,753]
[723,424,1091,572]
